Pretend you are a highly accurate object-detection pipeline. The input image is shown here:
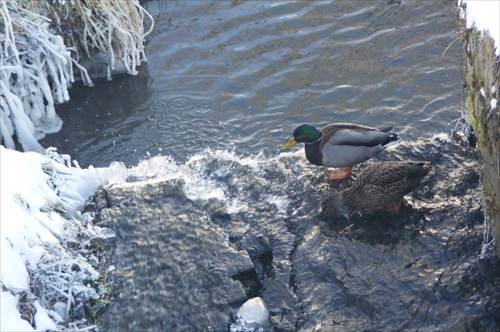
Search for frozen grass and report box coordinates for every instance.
[1,146,126,330]
[0,0,154,152]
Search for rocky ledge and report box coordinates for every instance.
[460,10,500,259]
[87,135,499,331]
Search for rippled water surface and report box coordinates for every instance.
[41,2,499,330]
[41,0,464,168]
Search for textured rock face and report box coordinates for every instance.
[91,136,499,331]
[96,181,253,331]
[461,26,500,258]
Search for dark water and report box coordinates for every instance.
[40,1,500,330]
[41,0,464,168]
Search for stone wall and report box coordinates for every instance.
[461,26,500,257]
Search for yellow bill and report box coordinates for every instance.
[282,137,297,151]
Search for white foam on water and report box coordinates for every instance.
[432,132,452,143]
[127,153,226,201]
[127,148,295,215]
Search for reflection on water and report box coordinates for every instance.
[41,0,464,168]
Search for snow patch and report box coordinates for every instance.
[0,292,34,331]
[0,146,126,330]
[480,87,486,98]
[459,0,500,55]
[34,301,58,331]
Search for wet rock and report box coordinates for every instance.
[296,137,499,330]
[241,231,271,259]
[97,179,253,331]
[91,136,499,331]
[261,277,300,331]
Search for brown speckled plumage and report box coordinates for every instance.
[323,161,431,213]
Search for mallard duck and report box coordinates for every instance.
[322,161,431,215]
[282,123,400,179]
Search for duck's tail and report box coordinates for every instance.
[382,132,401,148]
[406,161,432,179]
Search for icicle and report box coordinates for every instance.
[1,112,16,149]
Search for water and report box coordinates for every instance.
[41,0,464,168]
[40,1,500,330]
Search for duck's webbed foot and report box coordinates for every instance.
[329,166,353,180]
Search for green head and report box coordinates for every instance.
[282,124,322,151]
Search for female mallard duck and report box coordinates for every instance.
[322,161,431,215]
[282,123,400,179]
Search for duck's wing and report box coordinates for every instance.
[354,161,428,185]
[357,161,431,192]
[321,123,392,148]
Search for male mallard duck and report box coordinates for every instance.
[322,161,431,215]
[282,123,400,179]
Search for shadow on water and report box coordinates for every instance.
[320,205,427,247]
[40,65,155,168]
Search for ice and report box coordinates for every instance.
[0,146,126,329]
[239,297,270,325]
[230,297,270,332]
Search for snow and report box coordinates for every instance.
[1,292,35,331]
[459,0,500,55]
[239,297,270,325]
[34,301,59,331]
[480,87,486,97]
[230,297,270,332]
[0,146,126,330]
[491,98,498,110]
[52,302,67,322]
